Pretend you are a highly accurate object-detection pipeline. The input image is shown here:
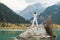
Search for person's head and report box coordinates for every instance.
[34,12,36,14]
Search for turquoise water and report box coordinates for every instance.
[54,29,60,40]
[0,30,60,40]
[0,31,24,40]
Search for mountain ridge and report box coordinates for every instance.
[18,3,46,20]
[39,4,60,24]
[0,3,29,24]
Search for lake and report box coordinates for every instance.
[0,29,60,40]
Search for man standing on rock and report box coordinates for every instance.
[31,12,38,27]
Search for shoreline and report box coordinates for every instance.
[0,29,25,31]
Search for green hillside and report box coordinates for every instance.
[39,5,60,24]
[0,3,29,24]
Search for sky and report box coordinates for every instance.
[0,0,60,12]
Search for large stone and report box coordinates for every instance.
[16,24,51,40]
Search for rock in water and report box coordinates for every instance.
[16,24,51,40]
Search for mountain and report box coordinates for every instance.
[0,3,29,24]
[39,3,60,24]
[18,3,46,20]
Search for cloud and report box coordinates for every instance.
[25,0,60,7]
[0,0,29,11]
[38,0,60,6]
[25,0,39,3]
[0,0,60,11]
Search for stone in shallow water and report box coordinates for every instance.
[18,25,50,38]
[14,24,53,40]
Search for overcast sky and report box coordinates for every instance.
[0,0,60,11]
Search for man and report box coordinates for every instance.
[31,12,38,27]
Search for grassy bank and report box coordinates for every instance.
[0,22,60,30]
